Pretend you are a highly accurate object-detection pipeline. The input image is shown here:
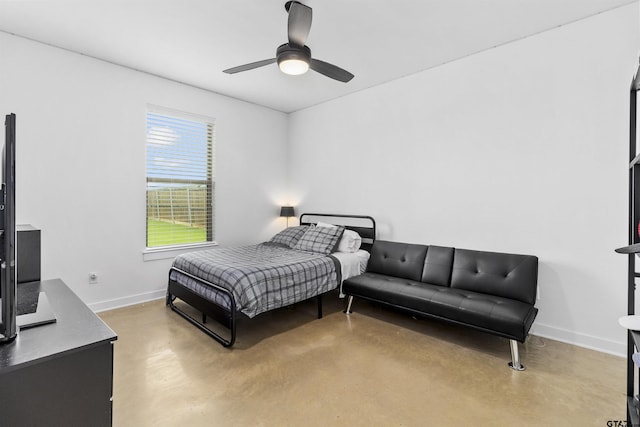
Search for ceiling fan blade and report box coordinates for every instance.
[287,1,312,47]
[310,59,354,83]
[223,58,276,74]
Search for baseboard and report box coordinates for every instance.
[88,289,166,313]
[88,292,628,357]
[530,323,625,358]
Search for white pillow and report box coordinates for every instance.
[337,229,362,253]
[316,221,336,228]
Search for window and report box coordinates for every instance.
[146,107,215,248]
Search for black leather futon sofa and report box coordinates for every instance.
[342,240,539,370]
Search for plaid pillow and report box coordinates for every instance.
[269,226,309,248]
[293,225,345,255]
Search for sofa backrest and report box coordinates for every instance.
[450,248,538,305]
[368,241,455,285]
[367,240,427,281]
[421,245,454,286]
[367,240,538,305]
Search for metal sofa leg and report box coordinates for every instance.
[508,339,526,371]
[345,296,354,314]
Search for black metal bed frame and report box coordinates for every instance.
[166,213,376,347]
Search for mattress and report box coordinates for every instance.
[331,249,370,296]
[170,243,341,318]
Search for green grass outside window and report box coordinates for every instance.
[147,219,207,247]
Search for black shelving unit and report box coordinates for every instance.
[616,63,640,427]
[628,330,640,426]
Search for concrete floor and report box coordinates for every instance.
[99,293,626,426]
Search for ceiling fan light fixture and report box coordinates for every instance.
[276,43,311,76]
[279,57,309,75]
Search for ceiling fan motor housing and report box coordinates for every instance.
[276,43,311,65]
[284,1,300,12]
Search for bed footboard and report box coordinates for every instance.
[167,266,326,348]
[167,267,237,347]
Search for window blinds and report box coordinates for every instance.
[146,110,215,248]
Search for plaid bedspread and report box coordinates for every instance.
[169,243,341,318]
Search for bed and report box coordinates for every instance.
[166,213,376,347]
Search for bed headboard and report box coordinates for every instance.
[299,213,376,252]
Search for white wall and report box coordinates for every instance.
[0,6,637,356]
[289,5,639,355]
[0,32,289,311]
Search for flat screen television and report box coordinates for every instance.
[0,114,55,343]
[0,113,17,343]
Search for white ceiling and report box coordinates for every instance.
[0,0,635,113]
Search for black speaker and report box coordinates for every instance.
[17,224,40,284]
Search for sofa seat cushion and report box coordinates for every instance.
[343,272,537,342]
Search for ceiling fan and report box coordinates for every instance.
[223,1,354,83]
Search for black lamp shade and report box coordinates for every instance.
[280,206,295,218]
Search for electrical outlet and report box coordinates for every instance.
[89,272,99,284]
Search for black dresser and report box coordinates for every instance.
[0,279,117,426]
